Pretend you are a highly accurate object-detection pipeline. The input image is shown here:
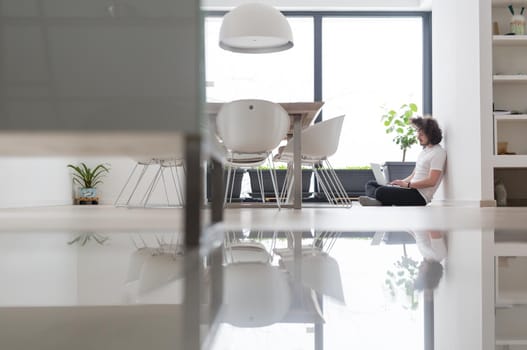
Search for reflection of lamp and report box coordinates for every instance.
[219,3,293,54]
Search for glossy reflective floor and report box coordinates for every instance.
[1,206,527,350]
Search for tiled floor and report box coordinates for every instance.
[1,204,526,350]
[2,204,526,232]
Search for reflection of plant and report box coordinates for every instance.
[385,254,419,310]
[68,233,109,246]
[381,103,419,162]
[67,162,110,188]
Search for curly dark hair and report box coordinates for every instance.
[414,260,444,291]
[411,116,443,145]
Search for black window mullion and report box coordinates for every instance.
[314,15,323,123]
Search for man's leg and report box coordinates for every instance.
[375,186,426,206]
[365,180,381,197]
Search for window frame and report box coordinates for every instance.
[203,10,432,117]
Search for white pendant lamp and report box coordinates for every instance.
[219,3,293,54]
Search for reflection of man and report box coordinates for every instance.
[411,230,447,291]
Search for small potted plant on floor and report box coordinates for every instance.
[67,162,110,204]
[381,103,418,181]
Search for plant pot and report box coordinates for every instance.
[248,169,312,200]
[80,187,97,198]
[313,169,375,200]
[383,162,416,182]
[206,169,245,202]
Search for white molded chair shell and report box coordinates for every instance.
[282,115,345,159]
[138,253,185,294]
[223,262,291,327]
[281,253,345,303]
[225,241,271,263]
[217,99,290,154]
[125,247,156,283]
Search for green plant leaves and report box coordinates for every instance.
[381,103,420,162]
[67,162,110,188]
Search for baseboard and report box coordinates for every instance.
[431,199,497,207]
[1,199,72,209]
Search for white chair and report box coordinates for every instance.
[223,230,278,264]
[223,262,292,327]
[114,157,185,208]
[216,99,290,208]
[276,115,351,206]
[123,235,185,303]
[274,231,345,303]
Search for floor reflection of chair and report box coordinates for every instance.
[222,231,327,327]
[123,235,185,304]
[224,230,275,264]
[223,262,292,327]
[275,115,351,207]
[114,157,185,208]
[216,99,290,208]
[275,231,345,303]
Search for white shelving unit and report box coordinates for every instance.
[493,75,527,82]
[494,238,527,349]
[492,1,527,207]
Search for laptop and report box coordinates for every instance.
[370,163,388,186]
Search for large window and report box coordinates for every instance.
[204,17,314,102]
[204,12,429,166]
[322,17,424,167]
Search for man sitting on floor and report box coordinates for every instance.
[359,116,446,206]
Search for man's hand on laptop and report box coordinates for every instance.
[389,179,409,188]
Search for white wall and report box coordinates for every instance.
[0,157,74,208]
[432,0,493,204]
[0,156,180,208]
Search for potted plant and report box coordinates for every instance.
[67,162,110,200]
[381,103,418,181]
[330,166,375,198]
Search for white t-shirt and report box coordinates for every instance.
[412,231,447,262]
[412,144,447,203]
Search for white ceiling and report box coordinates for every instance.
[202,0,432,11]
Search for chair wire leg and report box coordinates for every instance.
[229,169,236,203]
[125,163,150,206]
[179,163,186,205]
[159,166,170,206]
[257,168,265,203]
[314,168,336,205]
[223,164,233,206]
[325,160,352,207]
[142,164,163,207]
[320,166,342,206]
[319,164,343,205]
[169,164,183,207]
[280,164,293,205]
[267,157,281,210]
[114,162,139,206]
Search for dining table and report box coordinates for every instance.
[206,101,324,209]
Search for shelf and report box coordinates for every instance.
[494,75,527,82]
[493,0,527,6]
[497,293,527,307]
[494,35,527,46]
[493,155,527,167]
[494,114,527,120]
[496,338,527,346]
